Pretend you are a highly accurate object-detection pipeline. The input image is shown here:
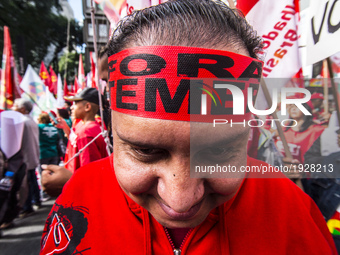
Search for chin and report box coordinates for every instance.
[152,212,209,229]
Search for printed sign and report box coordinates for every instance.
[307,0,340,65]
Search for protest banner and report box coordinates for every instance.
[307,0,340,65]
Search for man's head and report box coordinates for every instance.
[108,0,262,58]
[108,0,263,229]
[65,88,100,121]
[311,93,324,109]
[12,98,33,115]
[57,108,70,120]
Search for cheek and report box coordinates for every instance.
[204,149,247,196]
[102,71,108,81]
[208,178,244,197]
[113,146,157,195]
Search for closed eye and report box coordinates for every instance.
[130,146,169,163]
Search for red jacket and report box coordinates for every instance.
[40,156,336,254]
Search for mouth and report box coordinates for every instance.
[157,199,203,221]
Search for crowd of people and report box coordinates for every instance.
[0,0,339,254]
[0,85,109,233]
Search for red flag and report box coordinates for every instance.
[332,62,340,74]
[78,54,86,89]
[330,52,340,73]
[39,61,51,89]
[17,73,22,85]
[49,66,58,94]
[12,64,22,99]
[74,77,79,94]
[290,68,304,88]
[63,78,69,97]
[0,26,17,109]
[90,52,97,88]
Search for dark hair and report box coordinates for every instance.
[64,101,72,107]
[107,0,263,59]
[14,98,33,113]
[58,108,70,119]
[286,103,314,132]
[98,45,109,59]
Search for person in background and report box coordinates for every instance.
[37,112,60,202]
[52,109,72,141]
[41,89,109,197]
[304,111,340,252]
[12,98,40,218]
[63,101,72,118]
[307,93,330,124]
[41,49,112,197]
[40,1,336,254]
[275,103,325,188]
[62,87,108,173]
[57,108,72,129]
[0,111,26,230]
[38,113,60,166]
[54,108,72,160]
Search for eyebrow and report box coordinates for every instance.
[115,130,162,148]
[116,127,249,149]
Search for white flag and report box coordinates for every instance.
[237,0,302,110]
[20,64,46,103]
[57,74,65,108]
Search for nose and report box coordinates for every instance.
[157,157,205,213]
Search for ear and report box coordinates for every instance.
[84,102,92,112]
[19,107,27,115]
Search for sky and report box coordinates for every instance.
[68,0,84,23]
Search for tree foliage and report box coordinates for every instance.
[58,51,85,83]
[0,0,83,78]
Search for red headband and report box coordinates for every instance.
[108,46,263,122]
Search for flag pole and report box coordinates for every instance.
[260,79,305,189]
[22,91,43,112]
[64,18,71,81]
[260,79,292,159]
[227,0,235,8]
[91,0,112,155]
[327,57,340,125]
[323,59,329,114]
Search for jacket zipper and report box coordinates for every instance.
[164,227,193,255]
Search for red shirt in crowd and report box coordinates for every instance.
[276,124,325,163]
[64,120,108,173]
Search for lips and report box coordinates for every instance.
[157,199,203,221]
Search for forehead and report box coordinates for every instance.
[73,100,86,105]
